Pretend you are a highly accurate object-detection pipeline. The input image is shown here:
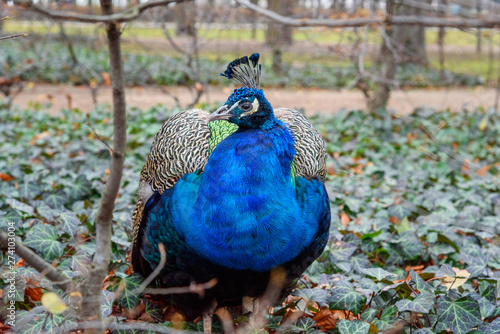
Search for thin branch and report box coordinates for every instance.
[74,320,203,333]
[0,33,28,41]
[0,231,75,293]
[236,0,500,29]
[135,243,167,293]
[13,0,192,23]
[142,278,218,296]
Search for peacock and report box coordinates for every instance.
[131,53,331,332]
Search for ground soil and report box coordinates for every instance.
[11,83,498,116]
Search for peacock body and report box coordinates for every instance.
[131,53,330,323]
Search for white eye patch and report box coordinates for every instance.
[240,98,260,116]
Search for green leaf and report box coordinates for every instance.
[18,179,42,200]
[24,225,65,261]
[480,284,497,304]
[478,297,496,319]
[436,295,482,334]
[395,292,434,313]
[116,273,144,310]
[43,192,67,210]
[0,209,22,228]
[330,284,367,315]
[36,201,57,221]
[2,275,26,302]
[360,268,397,281]
[330,242,358,262]
[70,251,91,276]
[409,269,433,293]
[388,205,411,220]
[360,308,378,322]
[7,198,34,215]
[57,211,80,235]
[372,305,398,331]
[292,288,330,306]
[337,319,370,334]
[143,299,163,322]
[484,318,500,334]
[65,175,91,200]
[101,290,116,318]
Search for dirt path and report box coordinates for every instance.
[11,84,497,116]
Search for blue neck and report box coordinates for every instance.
[172,122,316,271]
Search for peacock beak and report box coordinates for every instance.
[208,105,232,122]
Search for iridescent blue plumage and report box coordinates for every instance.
[133,53,330,322]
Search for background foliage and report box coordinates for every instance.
[0,102,499,333]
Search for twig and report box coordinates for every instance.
[74,320,203,333]
[135,243,167,293]
[142,278,218,296]
[13,0,192,24]
[0,33,28,41]
[381,320,409,333]
[0,231,75,293]
[235,0,500,28]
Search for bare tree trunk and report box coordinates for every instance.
[79,0,127,332]
[174,2,195,36]
[438,0,447,79]
[394,1,429,66]
[251,0,259,39]
[266,0,293,46]
[368,28,397,113]
[267,0,294,74]
[476,0,482,53]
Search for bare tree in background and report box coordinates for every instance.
[267,0,295,74]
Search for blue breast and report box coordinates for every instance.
[147,123,325,272]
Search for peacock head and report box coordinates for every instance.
[209,53,277,129]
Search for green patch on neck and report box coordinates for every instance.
[207,119,297,183]
[208,120,239,155]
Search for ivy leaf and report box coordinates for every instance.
[101,290,116,318]
[330,284,367,315]
[409,269,433,293]
[43,192,67,210]
[292,288,330,306]
[396,292,434,313]
[70,251,91,276]
[7,198,34,215]
[436,295,481,334]
[65,175,91,200]
[24,225,65,261]
[35,201,57,221]
[484,317,500,334]
[116,273,144,310]
[413,329,435,334]
[57,211,80,235]
[18,179,42,200]
[2,275,25,302]
[142,299,163,322]
[372,305,397,331]
[0,209,22,230]
[330,242,358,262]
[337,319,371,334]
[360,308,378,322]
[360,267,397,281]
[478,297,496,319]
[388,204,411,220]
[480,284,497,304]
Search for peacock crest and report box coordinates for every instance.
[220,53,261,89]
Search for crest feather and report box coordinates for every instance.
[220,53,262,89]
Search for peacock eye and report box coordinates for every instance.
[240,101,253,112]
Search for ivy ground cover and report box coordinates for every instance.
[0,104,499,333]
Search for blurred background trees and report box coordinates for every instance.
[1,0,499,112]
